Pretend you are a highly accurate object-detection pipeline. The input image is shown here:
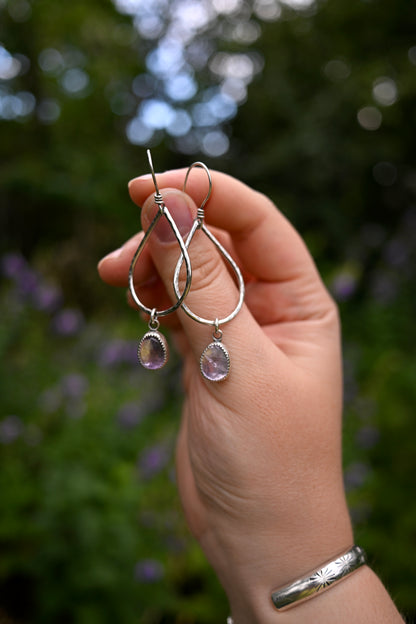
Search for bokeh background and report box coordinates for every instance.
[1,0,415,622]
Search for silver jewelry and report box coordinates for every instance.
[129,149,192,370]
[271,545,367,610]
[226,545,366,622]
[173,162,245,382]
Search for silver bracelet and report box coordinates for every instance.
[272,545,366,610]
[227,545,366,621]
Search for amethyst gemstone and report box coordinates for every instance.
[200,342,230,382]
[138,332,168,370]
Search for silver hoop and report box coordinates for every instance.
[173,163,244,329]
[128,149,192,318]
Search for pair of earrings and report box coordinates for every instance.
[128,150,245,382]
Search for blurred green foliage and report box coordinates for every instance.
[0,0,415,621]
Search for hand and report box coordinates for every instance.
[98,169,402,623]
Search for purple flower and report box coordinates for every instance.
[0,415,24,444]
[344,462,369,492]
[116,401,145,429]
[331,271,358,302]
[1,253,63,313]
[134,559,164,583]
[60,374,88,418]
[61,373,88,399]
[122,341,141,366]
[16,266,40,297]
[51,308,84,336]
[33,283,62,313]
[38,376,87,419]
[138,443,170,480]
[1,252,27,279]
[98,339,138,368]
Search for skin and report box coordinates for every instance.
[98,169,404,623]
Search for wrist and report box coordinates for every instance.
[227,566,404,624]
[199,495,354,622]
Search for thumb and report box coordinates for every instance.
[140,188,264,385]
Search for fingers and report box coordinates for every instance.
[98,232,151,287]
[128,169,326,293]
[134,189,266,380]
[100,167,334,334]
[98,168,337,391]
[98,216,248,334]
[99,226,245,291]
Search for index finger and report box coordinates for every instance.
[129,168,322,288]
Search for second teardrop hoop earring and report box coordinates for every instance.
[173,162,245,382]
[128,149,192,370]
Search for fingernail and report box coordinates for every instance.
[153,195,193,243]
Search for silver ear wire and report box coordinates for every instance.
[147,149,163,204]
[183,161,212,219]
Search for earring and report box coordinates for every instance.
[173,162,245,382]
[128,150,192,370]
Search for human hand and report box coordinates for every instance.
[98,168,354,620]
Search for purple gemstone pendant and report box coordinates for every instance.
[138,331,168,370]
[200,341,230,382]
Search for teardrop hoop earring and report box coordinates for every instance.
[128,149,192,370]
[173,162,245,382]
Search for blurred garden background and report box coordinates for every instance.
[1,0,416,621]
